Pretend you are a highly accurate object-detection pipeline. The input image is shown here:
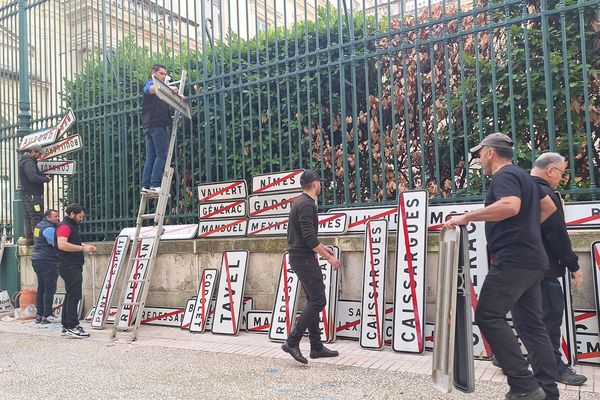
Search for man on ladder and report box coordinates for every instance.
[111,69,189,342]
[140,64,182,194]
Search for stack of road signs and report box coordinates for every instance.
[197,180,249,238]
[19,109,81,175]
[432,226,474,394]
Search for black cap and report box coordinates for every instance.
[300,169,321,186]
[469,132,514,154]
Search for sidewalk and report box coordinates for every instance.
[0,319,598,399]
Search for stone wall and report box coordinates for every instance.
[18,230,600,320]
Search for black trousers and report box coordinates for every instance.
[541,277,568,374]
[58,264,83,329]
[32,261,58,317]
[286,254,326,350]
[475,264,559,399]
[22,194,44,242]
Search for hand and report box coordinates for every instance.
[170,86,179,94]
[326,246,335,256]
[444,214,469,229]
[82,243,96,253]
[571,270,583,289]
[328,256,342,270]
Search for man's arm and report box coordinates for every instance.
[540,195,556,223]
[22,160,50,183]
[298,204,342,269]
[42,226,56,246]
[57,237,95,253]
[445,196,520,227]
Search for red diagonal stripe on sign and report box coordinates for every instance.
[200,200,245,219]
[321,308,330,339]
[200,181,243,202]
[594,245,600,271]
[427,223,444,231]
[181,323,190,329]
[100,239,121,324]
[319,214,343,225]
[127,244,144,324]
[40,161,72,173]
[198,219,246,237]
[249,324,270,331]
[254,170,303,193]
[336,319,360,332]
[470,280,493,357]
[39,135,79,161]
[200,273,208,329]
[566,214,600,226]
[282,257,292,335]
[249,196,298,217]
[367,222,383,348]
[223,252,237,333]
[141,309,183,324]
[578,351,600,360]
[561,336,570,362]
[399,193,423,352]
[247,218,289,236]
[575,311,596,321]
[348,208,397,229]
[52,303,64,312]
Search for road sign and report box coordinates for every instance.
[248,191,302,217]
[39,135,83,161]
[189,268,219,333]
[153,75,191,119]
[197,180,248,202]
[252,169,304,193]
[19,109,76,150]
[197,218,248,238]
[38,160,77,175]
[199,200,247,219]
[212,250,249,335]
[269,254,301,342]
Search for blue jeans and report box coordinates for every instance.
[32,261,58,317]
[142,126,170,188]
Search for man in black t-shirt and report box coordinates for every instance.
[281,169,342,364]
[446,133,559,400]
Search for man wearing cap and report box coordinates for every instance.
[18,144,51,245]
[445,133,559,400]
[281,169,342,364]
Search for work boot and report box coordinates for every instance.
[310,346,339,359]
[281,341,308,364]
[505,387,545,400]
[35,315,42,324]
[557,366,587,386]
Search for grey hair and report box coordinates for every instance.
[533,152,565,170]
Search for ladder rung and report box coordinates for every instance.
[141,191,161,198]
[140,213,156,220]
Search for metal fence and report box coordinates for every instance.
[0,0,599,241]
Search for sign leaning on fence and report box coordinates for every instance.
[360,219,388,350]
[212,250,250,335]
[38,160,77,175]
[19,108,76,150]
[39,134,83,161]
[392,190,428,354]
[91,235,129,329]
[197,180,248,202]
[252,169,304,194]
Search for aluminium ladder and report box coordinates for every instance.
[110,71,188,342]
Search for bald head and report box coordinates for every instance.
[531,152,566,190]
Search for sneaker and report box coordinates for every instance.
[35,315,42,324]
[505,387,546,400]
[557,366,587,386]
[140,187,150,193]
[148,187,161,193]
[66,326,90,338]
[41,315,60,324]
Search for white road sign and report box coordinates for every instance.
[38,160,77,175]
[212,250,249,335]
[328,206,398,233]
[197,180,248,202]
[199,200,247,219]
[189,268,219,333]
[197,218,248,238]
[248,191,302,217]
[269,254,301,342]
[19,109,76,150]
[252,169,304,194]
[119,224,198,240]
[39,135,83,161]
[153,75,191,119]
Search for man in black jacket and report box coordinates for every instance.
[531,152,587,386]
[18,144,51,245]
[56,203,96,338]
[281,169,342,364]
[32,209,60,324]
